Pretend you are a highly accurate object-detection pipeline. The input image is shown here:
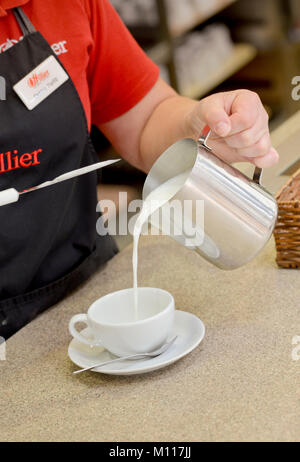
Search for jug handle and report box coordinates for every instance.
[252,166,262,185]
[198,125,263,185]
[198,125,212,151]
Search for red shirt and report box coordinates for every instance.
[0,0,160,129]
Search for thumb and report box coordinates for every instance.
[198,95,231,137]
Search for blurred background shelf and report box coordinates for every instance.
[108,0,300,128]
[169,0,238,38]
[181,43,257,98]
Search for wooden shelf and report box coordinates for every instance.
[180,43,257,99]
[169,0,238,38]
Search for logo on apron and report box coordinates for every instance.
[28,70,49,88]
[0,149,43,173]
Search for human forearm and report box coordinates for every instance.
[139,95,199,172]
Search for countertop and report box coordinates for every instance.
[1,235,299,442]
[1,112,300,442]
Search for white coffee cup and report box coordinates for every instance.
[69,287,175,357]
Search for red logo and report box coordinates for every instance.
[0,149,43,174]
[28,70,49,88]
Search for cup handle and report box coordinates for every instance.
[69,314,101,346]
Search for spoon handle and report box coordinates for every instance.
[73,353,147,374]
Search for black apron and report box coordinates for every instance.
[0,7,118,339]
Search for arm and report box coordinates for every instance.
[98,78,279,173]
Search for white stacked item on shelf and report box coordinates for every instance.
[165,0,196,31]
[193,0,221,12]
[175,24,234,94]
[165,0,226,32]
[110,0,158,26]
[110,0,231,31]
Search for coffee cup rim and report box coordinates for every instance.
[87,287,174,327]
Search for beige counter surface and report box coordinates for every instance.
[0,234,299,442]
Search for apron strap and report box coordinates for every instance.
[13,7,36,36]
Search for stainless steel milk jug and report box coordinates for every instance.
[143,128,278,270]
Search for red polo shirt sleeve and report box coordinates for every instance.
[85,0,160,125]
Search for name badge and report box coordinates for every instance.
[13,56,69,110]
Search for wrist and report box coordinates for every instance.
[183,99,206,140]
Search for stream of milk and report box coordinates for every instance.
[132,170,190,320]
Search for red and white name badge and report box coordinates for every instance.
[13,55,69,110]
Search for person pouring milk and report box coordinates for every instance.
[0,0,278,339]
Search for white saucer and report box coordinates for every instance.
[68,310,205,376]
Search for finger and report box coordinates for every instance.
[224,126,268,150]
[227,91,265,135]
[251,148,279,168]
[234,132,272,158]
[222,115,268,150]
[198,95,231,137]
